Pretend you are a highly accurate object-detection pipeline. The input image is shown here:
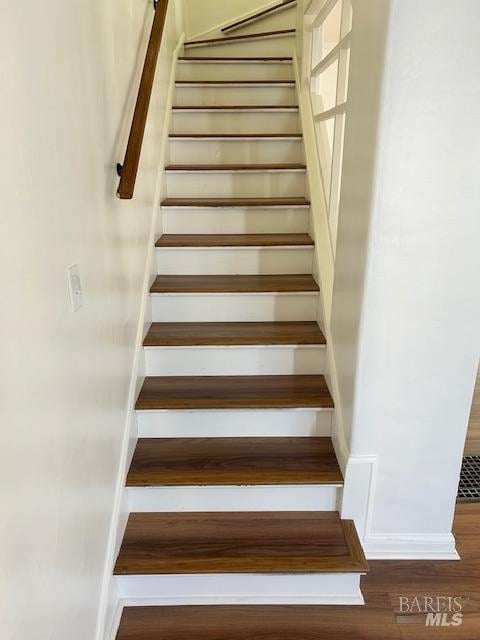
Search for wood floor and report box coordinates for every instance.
[116,503,480,639]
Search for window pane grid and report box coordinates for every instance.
[306,0,353,254]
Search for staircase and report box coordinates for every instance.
[113,4,368,637]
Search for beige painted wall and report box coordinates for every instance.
[0,2,179,639]
[182,0,295,38]
[183,0,264,37]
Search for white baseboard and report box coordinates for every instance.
[364,532,459,560]
[341,455,377,542]
[341,455,460,560]
[105,599,124,640]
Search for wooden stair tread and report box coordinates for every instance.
[164,164,306,172]
[144,321,326,346]
[114,512,367,575]
[155,234,313,247]
[115,600,389,640]
[176,80,295,85]
[184,29,296,48]
[172,105,298,110]
[127,437,342,486]
[222,0,296,34]
[150,274,319,294]
[169,133,302,139]
[161,197,310,208]
[178,56,293,62]
[135,375,333,410]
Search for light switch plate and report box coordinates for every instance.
[67,264,83,312]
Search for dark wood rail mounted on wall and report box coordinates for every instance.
[117,0,169,200]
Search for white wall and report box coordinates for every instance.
[333,0,480,554]
[183,0,263,37]
[183,0,294,39]
[0,1,179,639]
[330,0,391,451]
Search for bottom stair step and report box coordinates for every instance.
[115,602,396,640]
[114,512,368,575]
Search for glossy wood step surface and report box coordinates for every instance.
[144,321,326,346]
[135,375,333,410]
[131,505,480,639]
[164,164,306,172]
[150,274,319,294]
[127,437,342,486]
[115,504,480,638]
[184,29,296,48]
[115,601,397,640]
[176,80,296,86]
[155,234,313,248]
[161,197,310,208]
[172,105,298,111]
[169,133,302,139]
[178,57,293,62]
[114,512,367,574]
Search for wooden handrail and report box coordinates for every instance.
[117,0,169,200]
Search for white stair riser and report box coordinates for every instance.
[175,86,297,106]
[162,207,309,234]
[169,139,304,164]
[151,292,318,321]
[184,37,295,58]
[136,409,332,438]
[128,484,339,513]
[144,345,325,375]
[116,574,364,606]
[155,247,313,275]
[176,61,294,82]
[165,171,305,198]
[171,111,299,134]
